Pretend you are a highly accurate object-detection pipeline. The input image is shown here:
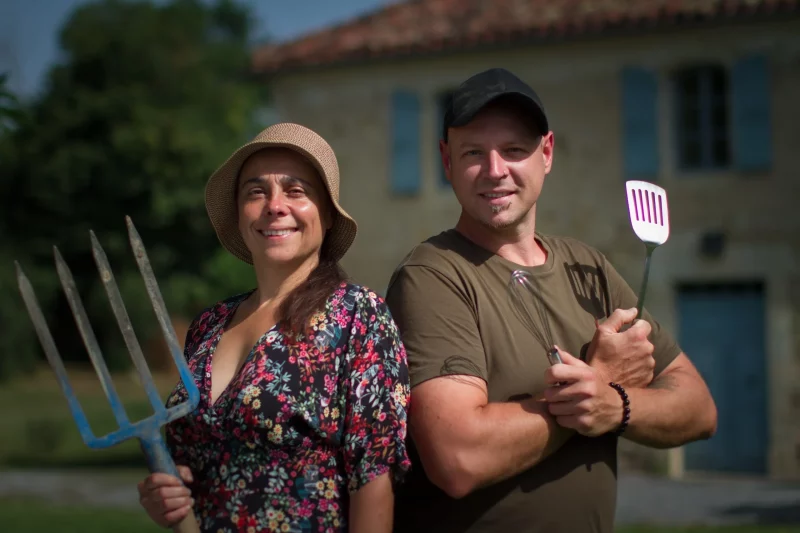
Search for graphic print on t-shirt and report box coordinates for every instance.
[563,262,610,320]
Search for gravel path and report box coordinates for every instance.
[617,473,800,526]
[0,469,140,508]
[1,469,799,527]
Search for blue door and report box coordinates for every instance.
[677,283,768,474]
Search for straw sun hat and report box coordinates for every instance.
[205,123,358,265]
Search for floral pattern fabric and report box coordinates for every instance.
[164,282,411,533]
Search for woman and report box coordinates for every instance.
[136,123,411,532]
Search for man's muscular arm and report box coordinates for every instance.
[621,353,717,447]
[409,374,572,499]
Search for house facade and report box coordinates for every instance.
[252,0,800,480]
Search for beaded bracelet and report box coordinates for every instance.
[608,382,630,436]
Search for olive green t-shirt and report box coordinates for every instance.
[385,229,681,533]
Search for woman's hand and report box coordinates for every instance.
[137,465,195,527]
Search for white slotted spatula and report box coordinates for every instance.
[625,180,670,320]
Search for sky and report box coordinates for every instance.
[0,0,394,97]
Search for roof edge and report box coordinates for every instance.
[252,5,800,77]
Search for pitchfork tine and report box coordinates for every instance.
[125,216,199,414]
[15,262,95,444]
[17,221,201,533]
[54,246,130,427]
[90,230,165,416]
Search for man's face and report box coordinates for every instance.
[441,102,554,233]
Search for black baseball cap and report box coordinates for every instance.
[442,68,549,141]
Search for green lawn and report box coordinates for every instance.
[0,499,161,533]
[0,366,178,469]
[1,499,798,533]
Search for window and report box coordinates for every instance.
[674,65,730,171]
[621,55,771,179]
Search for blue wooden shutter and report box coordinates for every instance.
[621,67,660,179]
[390,90,421,194]
[731,55,772,172]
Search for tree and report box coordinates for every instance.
[0,72,23,131]
[0,0,265,378]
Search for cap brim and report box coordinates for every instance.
[450,91,549,134]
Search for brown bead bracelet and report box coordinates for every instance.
[608,382,630,436]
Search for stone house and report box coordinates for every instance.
[251,0,800,480]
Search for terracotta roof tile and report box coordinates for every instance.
[252,0,800,73]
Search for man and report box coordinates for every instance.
[384,68,717,533]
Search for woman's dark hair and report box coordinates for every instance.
[280,244,347,335]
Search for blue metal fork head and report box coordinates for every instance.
[15,217,200,452]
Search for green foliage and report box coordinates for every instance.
[0,72,24,131]
[0,255,50,380]
[0,0,264,379]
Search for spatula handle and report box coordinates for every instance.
[635,244,657,320]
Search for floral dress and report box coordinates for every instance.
[164,282,411,533]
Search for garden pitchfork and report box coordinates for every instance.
[15,216,201,533]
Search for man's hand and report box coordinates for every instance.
[586,308,655,388]
[544,348,624,437]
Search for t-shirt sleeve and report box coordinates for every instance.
[342,289,412,493]
[601,254,681,377]
[384,264,487,388]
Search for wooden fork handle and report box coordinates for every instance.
[139,439,202,533]
[172,511,201,533]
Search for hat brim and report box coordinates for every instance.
[205,134,357,265]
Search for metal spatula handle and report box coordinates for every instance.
[636,243,657,320]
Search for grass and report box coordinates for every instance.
[0,365,179,469]
[0,499,798,533]
[0,498,161,533]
